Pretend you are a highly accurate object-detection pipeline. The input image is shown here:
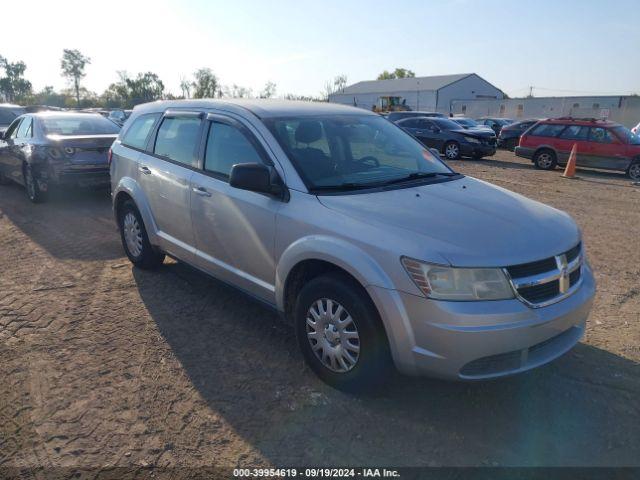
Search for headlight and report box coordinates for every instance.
[401,257,515,301]
[464,136,481,144]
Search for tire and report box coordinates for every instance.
[23,164,47,203]
[628,161,640,181]
[443,141,461,160]
[533,149,557,170]
[118,200,165,269]
[294,272,392,392]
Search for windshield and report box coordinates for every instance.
[265,115,456,191]
[453,118,478,127]
[612,126,640,145]
[42,115,120,136]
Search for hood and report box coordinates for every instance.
[317,177,580,267]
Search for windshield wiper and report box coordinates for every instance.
[382,171,458,186]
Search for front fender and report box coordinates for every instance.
[275,235,394,311]
[113,177,159,246]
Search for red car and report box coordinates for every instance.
[515,117,640,180]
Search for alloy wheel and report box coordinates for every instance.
[123,212,143,257]
[445,143,459,159]
[537,153,554,169]
[306,298,360,373]
[629,163,640,181]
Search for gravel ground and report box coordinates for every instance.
[0,151,639,473]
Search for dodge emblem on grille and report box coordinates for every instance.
[556,254,570,294]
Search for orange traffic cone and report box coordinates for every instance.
[562,144,579,179]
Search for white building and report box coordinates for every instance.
[328,73,505,113]
[450,96,640,128]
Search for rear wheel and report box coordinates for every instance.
[628,161,640,181]
[118,200,165,269]
[24,164,47,203]
[443,141,461,160]
[294,273,392,392]
[533,149,557,170]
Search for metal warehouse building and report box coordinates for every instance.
[450,95,640,128]
[328,73,505,113]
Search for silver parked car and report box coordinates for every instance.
[110,100,596,391]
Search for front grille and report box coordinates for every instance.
[518,279,560,304]
[505,243,583,307]
[506,257,557,278]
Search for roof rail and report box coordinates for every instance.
[554,116,608,122]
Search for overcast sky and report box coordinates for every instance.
[1,0,638,98]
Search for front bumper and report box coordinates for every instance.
[460,142,496,158]
[366,262,596,380]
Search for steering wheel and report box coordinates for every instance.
[356,156,380,167]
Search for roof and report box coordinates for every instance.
[541,117,618,126]
[335,74,474,95]
[133,99,375,118]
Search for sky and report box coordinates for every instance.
[0,0,638,99]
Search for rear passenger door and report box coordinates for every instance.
[189,113,280,303]
[137,110,204,261]
[555,125,589,165]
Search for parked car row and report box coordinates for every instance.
[0,99,598,392]
[515,117,640,180]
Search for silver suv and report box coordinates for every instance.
[111,100,596,391]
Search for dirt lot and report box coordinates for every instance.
[1,151,639,472]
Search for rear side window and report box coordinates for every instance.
[121,113,160,150]
[16,117,32,138]
[559,125,589,140]
[204,122,264,178]
[529,123,565,137]
[154,116,202,166]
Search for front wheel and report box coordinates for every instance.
[443,141,461,160]
[294,273,392,392]
[118,200,165,269]
[628,161,640,181]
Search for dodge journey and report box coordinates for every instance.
[111,100,595,391]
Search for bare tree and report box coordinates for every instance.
[60,49,91,107]
[260,81,277,99]
[179,77,192,99]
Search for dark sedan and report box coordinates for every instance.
[497,119,540,151]
[0,112,119,202]
[386,111,446,123]
[397,117,497,160]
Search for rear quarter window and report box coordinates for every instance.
[529,123,566,138]
[121,113,161,150]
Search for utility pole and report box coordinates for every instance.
[528,86,534,98]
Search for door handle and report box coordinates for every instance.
[192,186,212,197]
[139,165,152,175]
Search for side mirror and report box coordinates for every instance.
[230,163,283,197]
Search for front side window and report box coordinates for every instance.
[122,113,161,150]
[529,123,565,137]
[7,118,23,139]
[204,122,264,178]
[588,127,614,144]
[265,114,454,191]
[154,116,202,166]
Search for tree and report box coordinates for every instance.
[179,77,192,99]
[259,81,277,99]
[0,55,32,102]
[376,68,415,80]
[321,74,348,100]
[60,49,91,107]
[222,84,253,98]
[126,72,165,105]
[192,68,218,98]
